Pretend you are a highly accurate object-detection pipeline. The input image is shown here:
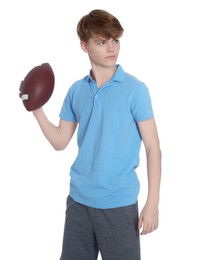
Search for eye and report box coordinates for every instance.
[112,39,119,44]
[97,40,106,45]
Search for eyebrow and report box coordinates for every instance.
[93,36,106,42]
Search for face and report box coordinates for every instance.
[81,35,120,69]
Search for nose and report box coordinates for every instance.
[106,40,114,52]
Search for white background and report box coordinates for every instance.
[0,0,198,259]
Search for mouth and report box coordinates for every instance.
[105,55,116,60]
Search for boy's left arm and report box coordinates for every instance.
[137,118,162,235]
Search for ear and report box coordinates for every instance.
[80,41,88,53]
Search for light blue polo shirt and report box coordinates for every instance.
[59,64,154,209]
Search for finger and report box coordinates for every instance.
[19,81,24,91]
[152,221,159,231]
[138,215,143,229]
[141,227,149,235]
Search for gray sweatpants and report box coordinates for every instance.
[60,196,141,260]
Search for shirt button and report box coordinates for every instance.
[95,95,98,99]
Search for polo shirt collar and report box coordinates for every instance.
[111,64,125,82]
[88,64,125,83]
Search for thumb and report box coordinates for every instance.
[138,213,143,230]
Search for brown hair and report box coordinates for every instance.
[77,9,124,42]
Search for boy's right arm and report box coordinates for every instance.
[33,108,77,151]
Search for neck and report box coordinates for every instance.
[91,65,117,88]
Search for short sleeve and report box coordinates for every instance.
[131,83,154,122]
[59,88,77,122]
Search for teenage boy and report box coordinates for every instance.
[32,9,161,260]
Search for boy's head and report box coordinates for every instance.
[77,9,124,43]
